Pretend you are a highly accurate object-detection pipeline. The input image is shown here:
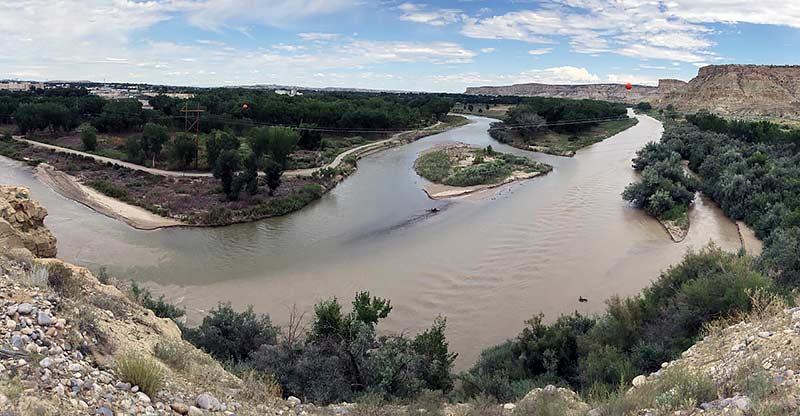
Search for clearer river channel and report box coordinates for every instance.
[0,112,744,367]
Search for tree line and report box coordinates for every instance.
[489,97,629,144]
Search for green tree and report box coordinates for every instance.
[80,125,98,151]
[213,149,241,200]
[264,159,282,196]
[168,134,198,170]
[267,127,300,168]
[141,123,169,167]
[206,130,240,169]
[298,123,322,150]
[412,316,457,392]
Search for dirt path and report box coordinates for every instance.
[12,120,449,179]
[34,163,183,230]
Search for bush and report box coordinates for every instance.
[80,125,98,151]
[115,352,165,396]
[154,337,191,371]
[185,302,278,363]
[415,150,452,183]
[130,282,185,320]
[598,366,715,415]
[47,262,81,297]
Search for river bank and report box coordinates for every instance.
[1,116,469,229]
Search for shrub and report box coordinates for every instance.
[154,337,191,371]
[130,282,185,320]
[80,125,98,151]
[185,302,278,363]
[415,150,452,183]
[47,262,81,297]
[598,366,715,415]
[240,369,282,405]
[115,352,165,396]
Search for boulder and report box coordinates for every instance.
[0,186,57,257]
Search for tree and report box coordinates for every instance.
[93,99,143,133]
[80,125,98,151]
[267,127,300,168]
[240,151,259,195]
[169,133,198,170]
[264,159,282,196]
[206,130,240,169]
[247,127,271,159]
[412,317,457,392]
[213,149,241,200]
[298,123,322,150]
[141,123,169,167]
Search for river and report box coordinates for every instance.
[0,113,743,368]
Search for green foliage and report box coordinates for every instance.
[634,102,653,111]
[154,337,191,371]
[213,149,241,200]
[93,99,143,133]
[88,180,130,201]
[80,125,98,151]
[168,133,197,170]
[130,282,185,320]
[13,102,78,134]
[205,130,240,169]
[415,151,452,183]
[140,122,168,166]
[249,292,455,405]
[264,158,283,195]
[184,302,278,363]
[115,352,165,396]
[462,245,778,401]
[622,145,696,220]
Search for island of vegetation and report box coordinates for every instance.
[414,143,552,199]
[0,87,469,227]
[488,97,638,156]
[622,141,698,241]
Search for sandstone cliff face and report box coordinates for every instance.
[466,65,800,117]
[661,64,800,116]
[465,82,660,104]
[0,186,57,257]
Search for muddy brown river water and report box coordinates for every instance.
[0,112,744,368]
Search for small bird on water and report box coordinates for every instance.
[578,296,588,303]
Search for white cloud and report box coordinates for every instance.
[398,3,464,26]
[664,1,800,28]
[480,47,495,53]
[459,1,719,63]
[606,73,659,86]
[528,48,553,55]
[184,0,359,30]
[429,66,600,88]
[297,32,341,41]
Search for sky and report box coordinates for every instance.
[1,0,799,92]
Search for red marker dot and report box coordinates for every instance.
[242,104,249,110]
[625,83,632,90]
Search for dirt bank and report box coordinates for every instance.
[423,171,545,199]
[34,163,183,230]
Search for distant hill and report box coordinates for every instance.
[466,65,800,117]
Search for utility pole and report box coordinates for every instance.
[180,102,204,170]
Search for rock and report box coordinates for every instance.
[17,303,33,315]
[137,392,151,404]
[0,186,57,257]
[0,393,7,406]
[197,393,221,411]
[6,305,18,316]
[4,319,15,329]
[542,384,557,394]
[733,395,750,411]
[287,396,302,408]
[758,331,774,338]
[503,403,516,411]
[632,375,647,388]
[9,334,23,349]
[97,406,114,416]
[37,311,53,326]
[792,310,800,322]
[171,402,190,415]
[39,357,53,368]
[187,406,204,416]
[68,363,83,372]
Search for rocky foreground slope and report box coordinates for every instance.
[3,185,800,415]
[467,65,800,117]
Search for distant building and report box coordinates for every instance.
[274,89,303,97]
[0,81,45,91]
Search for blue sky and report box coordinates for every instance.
[2,1,799,92]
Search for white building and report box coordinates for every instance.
[0,81,45,91]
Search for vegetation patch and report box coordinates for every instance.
[415,144,551,188]
[115,352,166,396]
[488,97,634,156]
